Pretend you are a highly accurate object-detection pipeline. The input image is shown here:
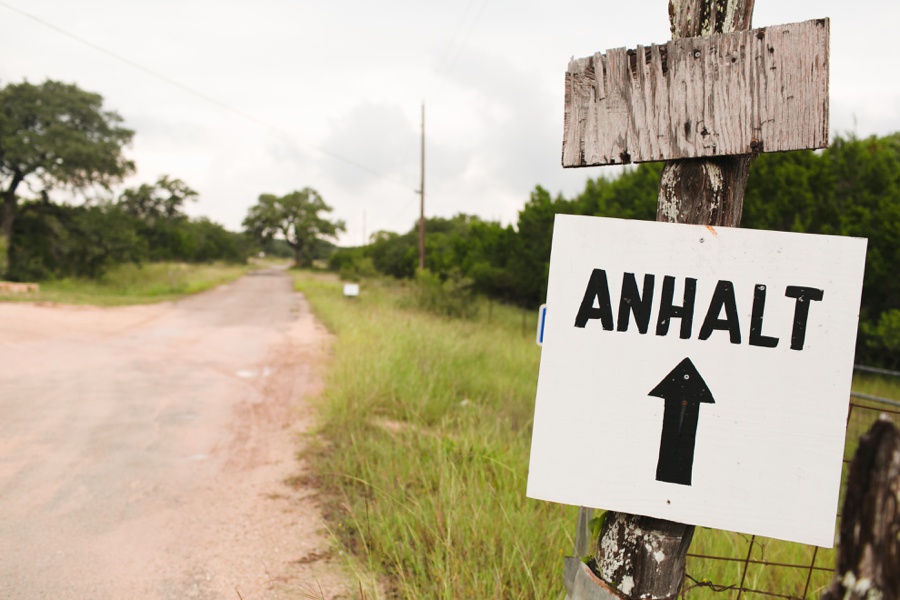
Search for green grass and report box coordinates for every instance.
[295,273,573,599]
[0,261,249,306]
[295,272,900,600]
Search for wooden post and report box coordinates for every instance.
[822,417,900,600]
[593,2,755,598]
[559,0,831,596]
[596,0,753,598]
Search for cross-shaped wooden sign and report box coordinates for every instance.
[546,5,835,600]
[562,19,829,167]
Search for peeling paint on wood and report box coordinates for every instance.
[562,19,829,167]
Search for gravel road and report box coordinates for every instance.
[0,269,350,599]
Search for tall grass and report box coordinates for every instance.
[296,272,900,600]
[0,262,248,306]
[296,274,574,599]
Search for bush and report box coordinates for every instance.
[406,268,479,319]
[862,309,900,368]
[8,201,146,281]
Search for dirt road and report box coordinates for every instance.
[0,269,350,599]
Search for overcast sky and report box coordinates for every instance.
[2,1,898,245]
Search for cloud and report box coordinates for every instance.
[423,48,592,222]
[319,102,420,191]
[126,114,216,148]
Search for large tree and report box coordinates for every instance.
[243,188,345,267]
[0,80,134,261]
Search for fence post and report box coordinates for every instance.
[587,1,755,598]
[822,417,900,600]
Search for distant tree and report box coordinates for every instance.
[0,80,135,266]
[117,175,196,224]
[117,176,199,261]
[242,188,345,267]
[506,186,560,305]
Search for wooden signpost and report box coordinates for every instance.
[537,2,843,599]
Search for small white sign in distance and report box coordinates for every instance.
[343,283,360,297]
[526,215,867,547]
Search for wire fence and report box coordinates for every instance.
[680,365,900,600]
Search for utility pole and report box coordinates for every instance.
[418,103,425,271]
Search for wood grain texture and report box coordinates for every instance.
[822,418,900,600]
[562,19,829,167]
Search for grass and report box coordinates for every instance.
[0,261,249,306]
[295,273,572,599]
[295,272,900,600]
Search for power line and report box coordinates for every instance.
[0,0,417,194]
[390,0,491,195]
[437,0,491,85]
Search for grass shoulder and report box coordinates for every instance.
[293,271,575,598]
[0,261,251,306]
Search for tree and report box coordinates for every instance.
[8,200,145,281]
[118,175,199,261]
[117,175,196,224]
[242,188,345,267]
[0,80,135,265]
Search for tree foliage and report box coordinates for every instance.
[118,175,196,223]
[242,188,345,267]
[7,176,249,281]
[9,200,145,281]
[0,80,134,251]
[331,136,900,366]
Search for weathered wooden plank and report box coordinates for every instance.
[562,19,829,167]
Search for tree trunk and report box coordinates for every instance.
[1,169,25,240]
[822,418,900,600]
[592,2,755,598]
[1,194,14,242]
[1,175,24,274]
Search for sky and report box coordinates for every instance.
[2,1,899,246]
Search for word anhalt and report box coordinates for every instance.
[573,269,824,351]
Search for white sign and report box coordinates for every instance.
[526,215,867,547]
[343,283,360,297]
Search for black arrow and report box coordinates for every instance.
[648,357,715,486]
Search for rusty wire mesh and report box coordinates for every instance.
[680,365,900,600]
